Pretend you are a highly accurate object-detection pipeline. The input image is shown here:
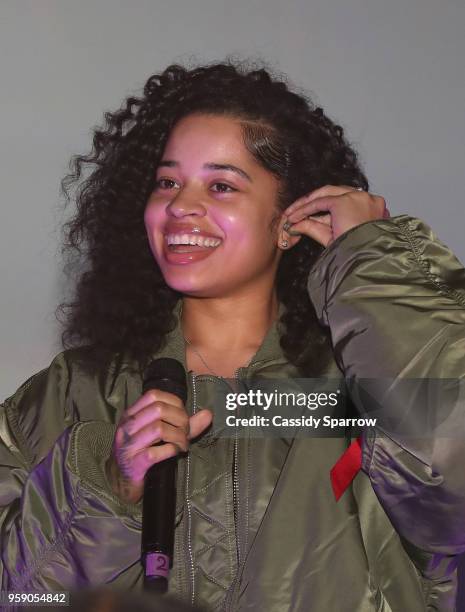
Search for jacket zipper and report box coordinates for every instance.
[187,371,238,606]
[223,368,245,610]
[186,360,282,607]
[186,370,197,606]
[232,368,241,567]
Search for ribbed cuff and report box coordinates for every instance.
[67,420,143,518]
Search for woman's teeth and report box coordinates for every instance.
[166,234,222,248]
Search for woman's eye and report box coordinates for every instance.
[211,183,236,193]
[155,178,177,190]
[154,179,236,193]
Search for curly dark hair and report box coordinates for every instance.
[58,58,369,376]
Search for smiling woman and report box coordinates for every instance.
[0,60,464,612]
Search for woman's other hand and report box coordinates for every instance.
[282,185,390,248]
[106,390,213,504]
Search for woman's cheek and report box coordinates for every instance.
[144,204,163,249]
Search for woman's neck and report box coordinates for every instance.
[181,292,279,376]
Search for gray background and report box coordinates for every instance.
[1,0,464,605]
[1,0,464,396]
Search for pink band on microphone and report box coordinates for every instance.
[145,552,170,578]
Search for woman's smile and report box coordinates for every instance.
[162,221,223,264]
[163,235,223,264]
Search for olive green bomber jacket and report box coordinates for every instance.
[1,215,464,611]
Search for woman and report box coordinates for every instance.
[0,61,464,611]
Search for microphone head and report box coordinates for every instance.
[142,358,187,403]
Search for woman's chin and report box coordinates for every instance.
[162,273,219,297]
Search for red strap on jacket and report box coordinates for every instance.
[330,436,362,501]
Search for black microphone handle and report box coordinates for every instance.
[141,359,187,594]
[142,458,177,593]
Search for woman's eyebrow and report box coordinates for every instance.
[157,160,252,183]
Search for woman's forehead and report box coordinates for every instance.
[161,114,262,171]
[166,114,244,146]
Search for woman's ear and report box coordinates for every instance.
[277,214,302,251]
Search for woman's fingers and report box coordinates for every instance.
[128,443,180,483]
[188,409,213,440]
[285,185,362,216]
[135,408,214,458]
[143,443,179,468]
[310,213,332,226]
[282,184,388,246]
[124,400,190,436]
[117,406,213,456]
[124,419,190,453]
[286,198,334,224]
[288,217,333,247]
[132,410,212,479]
[126,389,184,417]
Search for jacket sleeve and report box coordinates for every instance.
[0,353,143,591]
[307,214,465,576]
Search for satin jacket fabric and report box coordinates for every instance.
[0,215,464,611]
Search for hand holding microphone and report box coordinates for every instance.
[105,369,212,506]
[106,359,212,593]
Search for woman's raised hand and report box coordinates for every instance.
[283,185,390,248]
[106,390,213,504]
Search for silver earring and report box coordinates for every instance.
[281,240,289,248]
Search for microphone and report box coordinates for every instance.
[142,358,187,593]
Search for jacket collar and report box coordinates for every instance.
[151,299,289,375]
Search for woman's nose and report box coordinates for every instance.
[166,192,207,218]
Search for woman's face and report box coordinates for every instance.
[144,113,284,298]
